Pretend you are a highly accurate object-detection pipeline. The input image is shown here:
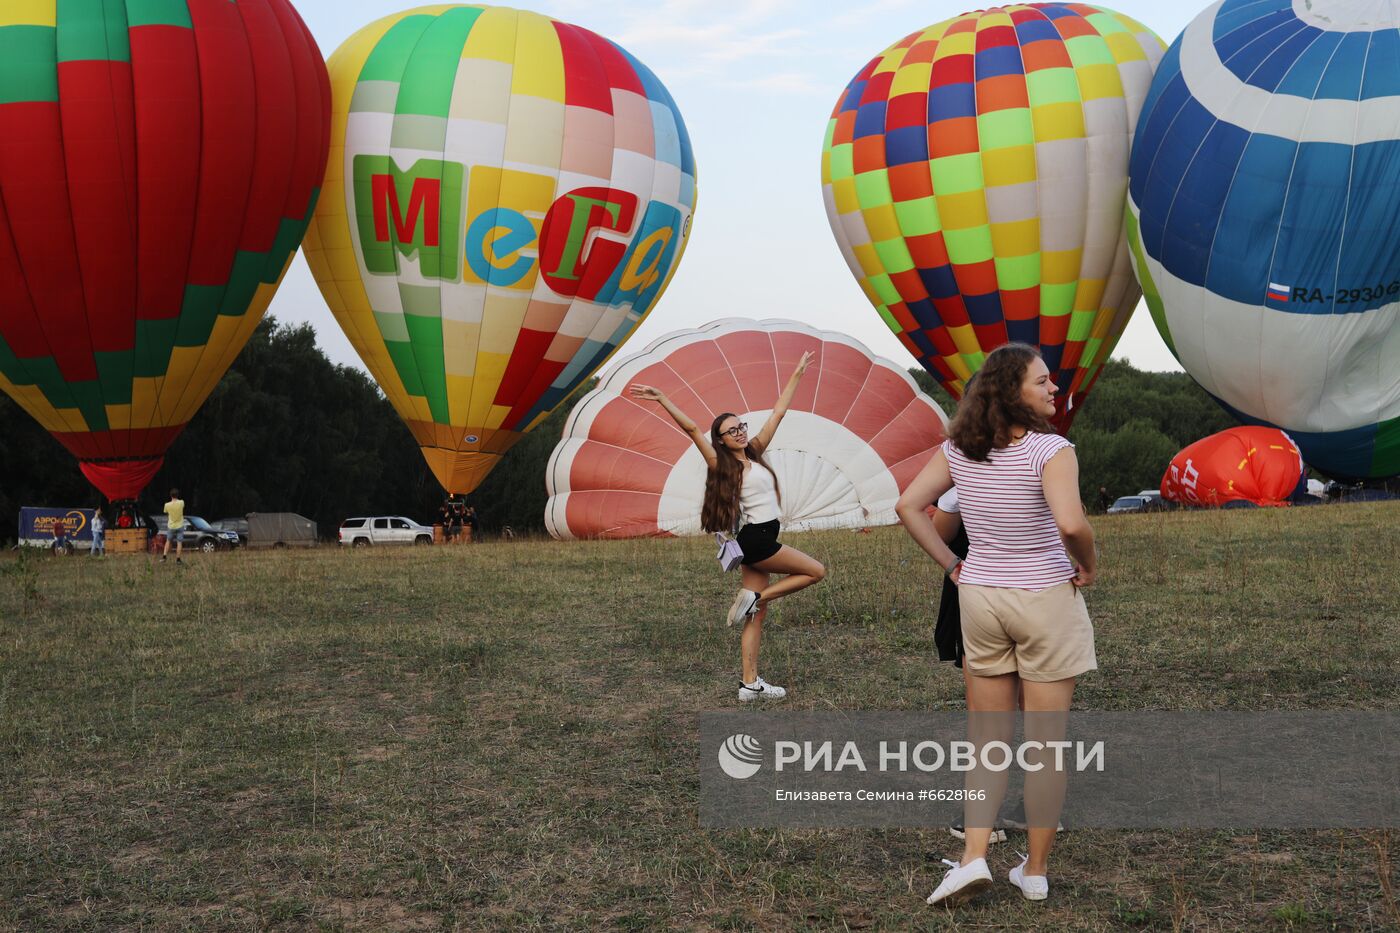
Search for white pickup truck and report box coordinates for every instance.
[338,516,435,546]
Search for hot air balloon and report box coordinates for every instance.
[545,319,949,539]
[1161,426,1305,508]
[0,0,329,502]
[304,5,697,495]
[822,4,1165,431]
[1127,0,1400,481]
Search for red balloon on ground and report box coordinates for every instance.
[1161,427,1305,507]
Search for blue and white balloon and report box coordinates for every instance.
[1127,0,1400,479]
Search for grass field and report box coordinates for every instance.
[2,503,1398,931]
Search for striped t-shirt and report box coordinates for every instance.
[943,433,1076,590]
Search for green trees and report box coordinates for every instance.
[0,318,591,543]
[0,390,95,531]
[909,360,1237,503]
[467,397,585,537]
[0,320,1234,543]
[155,318,441,534]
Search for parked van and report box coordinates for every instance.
[338,516,434,547]
[245,513,318,548]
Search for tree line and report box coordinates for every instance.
[908,362,1237,503]
[1,317,1236,544]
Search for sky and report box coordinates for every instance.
[276,0,1195,379]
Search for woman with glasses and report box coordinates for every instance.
[630,350,825,702]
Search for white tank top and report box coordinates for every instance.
[739,461,781,524]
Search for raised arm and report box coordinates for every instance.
[629,384,717,469]
[1041,447,1096,587]
[895,447,963,579]
[751,350,815,453]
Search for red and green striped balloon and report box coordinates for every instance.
[0,0,329,500]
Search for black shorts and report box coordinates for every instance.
[736,519,781,566]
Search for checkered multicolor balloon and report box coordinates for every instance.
[822,4,1164,430]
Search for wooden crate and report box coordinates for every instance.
[107,527,148,555]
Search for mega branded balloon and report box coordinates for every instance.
[1161,426,1305,507]
[545,319,949,539]
[304,5,696,495]
[1127,0,1400,480]
[0,0,329,501]
[822,4,1164,430]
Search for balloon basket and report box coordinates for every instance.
[107,527,148,555]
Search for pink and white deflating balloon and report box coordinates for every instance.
[545,319,950,539]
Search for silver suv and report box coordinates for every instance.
[338,516,435,547]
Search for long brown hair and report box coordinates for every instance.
[700,413,781,533]
[947,343,1055,461]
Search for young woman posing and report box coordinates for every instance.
[631,351,826,702]
[896,343,1098,906]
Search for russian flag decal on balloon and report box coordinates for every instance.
[1126,0,1400,480]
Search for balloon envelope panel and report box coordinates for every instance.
[0,0,330,500]
[545,318,949,539]
[1160,426,1305,507]
[305,5,697,495]
[1127,0,1400,480]
[822,3,1164,430]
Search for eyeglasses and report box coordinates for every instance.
[720,422,749,438]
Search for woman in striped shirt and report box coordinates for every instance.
[896,343,1098,907]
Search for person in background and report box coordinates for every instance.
[934,470,1008,845]
[90,509,106,557]
[936,484,1048,845]
[50,521,73,556]
[932,372,978,678]
[1096,486,1111,513]
[464,506,479,543]
[162,489,186,564]
[439,502,455,543]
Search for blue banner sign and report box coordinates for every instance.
[19,507,96,548]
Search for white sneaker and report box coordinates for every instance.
[1008,854,1048,901]
[738,677,787,702]
[756,677,785,699]
[727,588,761,626]
[926,857,992,906]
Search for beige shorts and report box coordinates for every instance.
[959,582,1097,682]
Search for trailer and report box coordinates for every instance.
[18,507,95,550]
[246,512,318,548]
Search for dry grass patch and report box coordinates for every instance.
[1,503,1396,929]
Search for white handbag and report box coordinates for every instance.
[715,496,744,571]
[715,532,743,572]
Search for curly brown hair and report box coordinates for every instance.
[700,413,780,533]
[947,343,1055,461]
